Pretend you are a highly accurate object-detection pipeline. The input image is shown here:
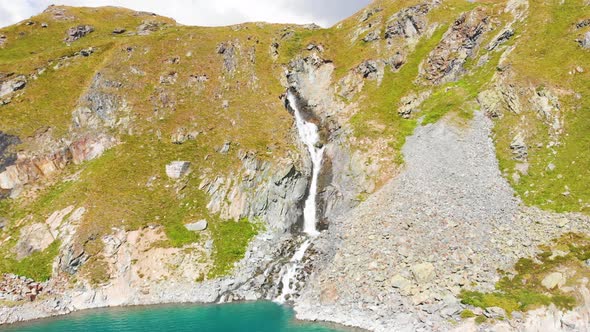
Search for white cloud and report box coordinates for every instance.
[0,0,370,28]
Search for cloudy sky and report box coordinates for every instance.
[0,0,372,28]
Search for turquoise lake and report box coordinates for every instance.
[0,301,349,332]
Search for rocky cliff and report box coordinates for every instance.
[1,1,590,331]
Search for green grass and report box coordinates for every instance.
[0,241,60,281]
[207,217,261,278]
[493,0,590,214]
[460,233,590,315]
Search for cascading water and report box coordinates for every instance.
[274,89,325,303]
[287,90,324,237]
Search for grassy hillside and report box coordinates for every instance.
[0,0,589,283]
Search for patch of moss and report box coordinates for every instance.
[460,309,476,319]
[475,315,487,324]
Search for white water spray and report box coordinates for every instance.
[287,90,324,237]
[274,90,325,303]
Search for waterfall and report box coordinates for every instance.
[286,90,324,237]
[275,239,311,303]
[274,90,325,303]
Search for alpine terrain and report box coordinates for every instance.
[1,1,590,331]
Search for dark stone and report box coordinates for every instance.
[0,132,20,174]
[357,60,378,78]
[576,19,590,29]
[487,28,514,51]
[112,28,126,34]
[65,25,94,42]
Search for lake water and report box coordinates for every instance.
[0,301,348,332]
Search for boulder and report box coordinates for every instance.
[411,262,435,283]
[185,220,208,231]
[0,75,27,98]
[541,272,566,290]
[165,161,190,179]
[65,25,94,42]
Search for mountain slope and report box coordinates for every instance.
[0,1,590,331]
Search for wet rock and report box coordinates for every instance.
[185,220,208,232]
[64,25,94,42]
[165,161,190,179]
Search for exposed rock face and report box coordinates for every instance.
[510,133,528,161]
[384,4,430,43]
[0,75,26,98]
[199,153,307,233]
[165,161,190,179]
[136,21,164,35]
[0,134,116,198]
[72,73,128,130]
[422,8,490,84]
[217,41,238,75]
[0,132,20,174]
[65,25,94,43]
[398,91,431,119]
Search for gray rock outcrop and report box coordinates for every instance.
[65,25,94,42]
